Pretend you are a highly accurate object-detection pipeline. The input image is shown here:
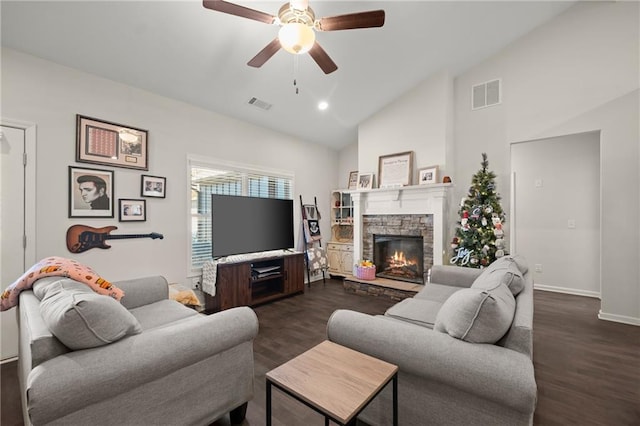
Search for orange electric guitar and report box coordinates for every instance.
[66,225,164,253]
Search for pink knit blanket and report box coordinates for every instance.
[1,256,123,311]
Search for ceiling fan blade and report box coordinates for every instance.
[202,0,276,24]
[247,39,281,68]
[308,42,338,74]
[317,10,385,31]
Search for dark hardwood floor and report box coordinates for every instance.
[2,280,639,425]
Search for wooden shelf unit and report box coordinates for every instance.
[204,252,304,313]
[328,190,354,277]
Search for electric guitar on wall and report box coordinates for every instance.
[66,225,164,253]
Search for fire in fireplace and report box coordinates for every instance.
[373,234,424,284]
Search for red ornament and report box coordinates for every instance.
[462,211,469,219]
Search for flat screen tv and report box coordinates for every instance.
[211,194,295,258]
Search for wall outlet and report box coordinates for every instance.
[534,264,543,273]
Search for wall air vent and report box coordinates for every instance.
[247,97,273,111]
[472,79,501,110]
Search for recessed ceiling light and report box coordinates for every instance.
[318,101,329,111]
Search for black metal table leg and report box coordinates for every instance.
[266,379,273,426]
[392,373,398,426]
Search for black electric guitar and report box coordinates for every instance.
[66,225,164,253]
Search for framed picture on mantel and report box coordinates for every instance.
[378,151,414,188]
[419,165,439,185]
[348,171,359,190]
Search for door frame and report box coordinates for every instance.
[1,118,37,267]
[509,130,601,298]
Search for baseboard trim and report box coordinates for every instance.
[534,284,601,299]
[598,311,640,326]
[1,356,18,364]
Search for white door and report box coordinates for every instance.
[1,124,33,360]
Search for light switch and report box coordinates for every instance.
[568,219,576,229]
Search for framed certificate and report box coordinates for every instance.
[378,151,414,188]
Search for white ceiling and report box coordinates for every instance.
[1,1,575,149]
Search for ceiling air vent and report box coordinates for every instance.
[472,79,501,110]
[247,97,272,111]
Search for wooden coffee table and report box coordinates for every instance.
[266,340,398,426]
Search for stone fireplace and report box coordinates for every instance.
[363,215,432,284]
[351,184,451,284]
[374,234,424,284]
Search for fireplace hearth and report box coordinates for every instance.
[374,234,424,284]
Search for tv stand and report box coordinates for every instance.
[204,252,304,313]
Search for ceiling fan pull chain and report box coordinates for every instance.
[293,56,300,94]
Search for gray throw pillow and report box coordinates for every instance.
[39,279,142,350]
[504,254,529,274]
[32,276,67,300]
[472,257,525,296]
[434,283,515,344]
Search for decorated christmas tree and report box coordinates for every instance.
[450,153,506,268]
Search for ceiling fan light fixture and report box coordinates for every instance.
[289,0,309,11]
[278,22,315,54]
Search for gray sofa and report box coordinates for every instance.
[17,275,259,426]
[327,255,536,426]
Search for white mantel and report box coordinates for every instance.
[349,183,452,266]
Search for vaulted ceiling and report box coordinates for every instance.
[1,1,575,149]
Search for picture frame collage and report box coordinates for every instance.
[70,115,166,221]
[347,151,444,190]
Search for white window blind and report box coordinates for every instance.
[189,161,293,271]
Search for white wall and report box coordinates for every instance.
[511,132,600,297]
[337,142,358,190]
[358,70,454,184]
[1,48,338,286]
[454,1,639,324]
[348,1,639,324]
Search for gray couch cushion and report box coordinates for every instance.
[18,291,70,369]
[32,276,68,300]
[434,282,515,343]
[129,299,199,330]
[504,254,529,274]
[385,298,442,328]
[115,275,169,310]
[472,257,525,296]
[414,283,463,303]
[38,279,142,350]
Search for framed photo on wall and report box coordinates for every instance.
[69,166,114,218]
[119,199,146,222]
[141,175,166,198]
[419,165,439,185]
[76,115,149,171]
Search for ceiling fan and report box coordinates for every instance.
[203,0,385,74]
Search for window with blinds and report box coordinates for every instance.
[189,160,293,271]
